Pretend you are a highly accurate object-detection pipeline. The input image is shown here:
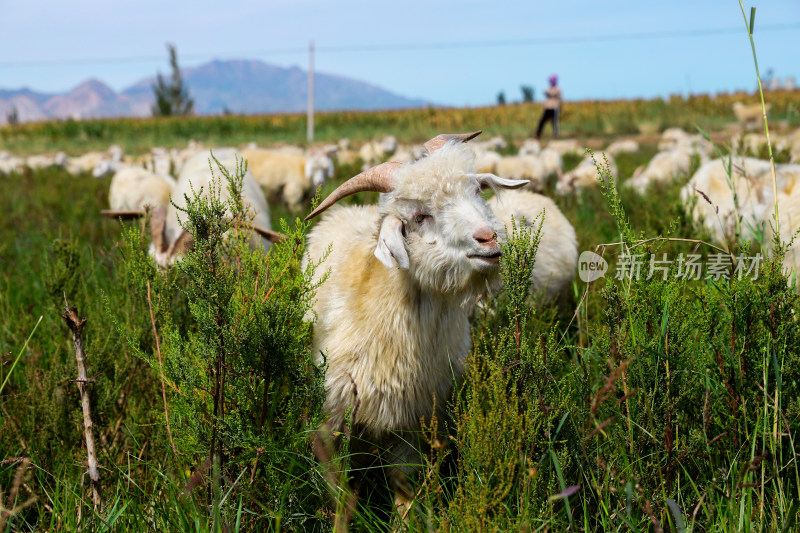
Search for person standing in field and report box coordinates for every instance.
[535,74,562,140]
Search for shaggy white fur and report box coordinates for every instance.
[679,157,772,244]
[556,151,618,195]
[303,140,524,510]
[108,166,176,211]
[627,147,699,194]
[153,149,273,266]
[495,155,547,190]
[488,189,577,302]
[240,148,332,213]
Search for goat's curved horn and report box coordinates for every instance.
[249,223,286,244]
[423,130,482,154]
[468,173,530,190]
[305,161,402,221]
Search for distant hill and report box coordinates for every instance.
[0,59,430,125]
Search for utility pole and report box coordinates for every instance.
[307,41,315,143]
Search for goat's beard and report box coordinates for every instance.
[408,246,500,299]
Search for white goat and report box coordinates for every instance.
[0,152,25,175]
[657,128,714,155]
[358,136,398,168]
[488,190,577,302]
[473,148,502,174]
[606,139,639,156]
[302,131,527,512]
[764,186,800,282]
[556,152,617,195]
[626,147,698,194]
[547,139,582,157]
[108,166,176,212]
[680,157,772,244]
[496,155,547,190]
[103,149,282,266]
[518,138,542,157]
[240,148,333,212]
[25,152,68,171]
[732,102,770,129]
[67,148,123,176]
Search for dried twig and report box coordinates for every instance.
[62,297,102,509]
[0,459,36,531]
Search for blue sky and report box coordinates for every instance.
[0,1,797,107]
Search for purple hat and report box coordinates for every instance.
[549,74,558,86]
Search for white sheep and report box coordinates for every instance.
[730,132,787,157]
[626,147,698,194]
[302,131,527,513]
[385,145,426,165]
[518,138,542,157]
[556,151,617,195]
[547,138,582,157]
[108,166,177,212]
[732,101,770,129]
[358,136,398,168]
[67,148,122,176]
[240,148,333,212]
[474,148,502,174]
[764,186,800,281]
[606,139,639,156]
[658,128,690,151]
[785,129,800,163]
[747,163,800,219]
[473,135,508,153]
[540,147,563,179]
[657,128,715,156]
[0,152,25,175]
[25,152,68,171]
[496,155,547,190]
[488,189,577,302]
[142,149,280,267]
[680,156,772,244]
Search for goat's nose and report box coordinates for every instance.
[473,227,497,246]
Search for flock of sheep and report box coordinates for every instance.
[5,124,800,515]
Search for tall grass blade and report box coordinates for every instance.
[0,315,42,396]
[666,499,686,533]
[781,500,799,533]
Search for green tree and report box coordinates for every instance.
[152,43,194,117]
[521,85,535,102]
[6,105,19,126]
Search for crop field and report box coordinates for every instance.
[1,89,799,157]
[1,79,800,530]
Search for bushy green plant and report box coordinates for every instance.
[107,156,328,529]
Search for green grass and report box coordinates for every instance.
[1,133,797,531]
[2,33,800,526]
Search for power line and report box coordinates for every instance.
[320,23,800,53]
[1,22,798,69]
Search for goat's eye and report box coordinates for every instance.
[414,213,428,224]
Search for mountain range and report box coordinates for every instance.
[0,59,430,125]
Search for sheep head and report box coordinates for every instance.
[306,131,528,295]
[305,152,334,188]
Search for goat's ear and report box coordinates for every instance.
[374,215,409,269]
[473,173,530,191]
